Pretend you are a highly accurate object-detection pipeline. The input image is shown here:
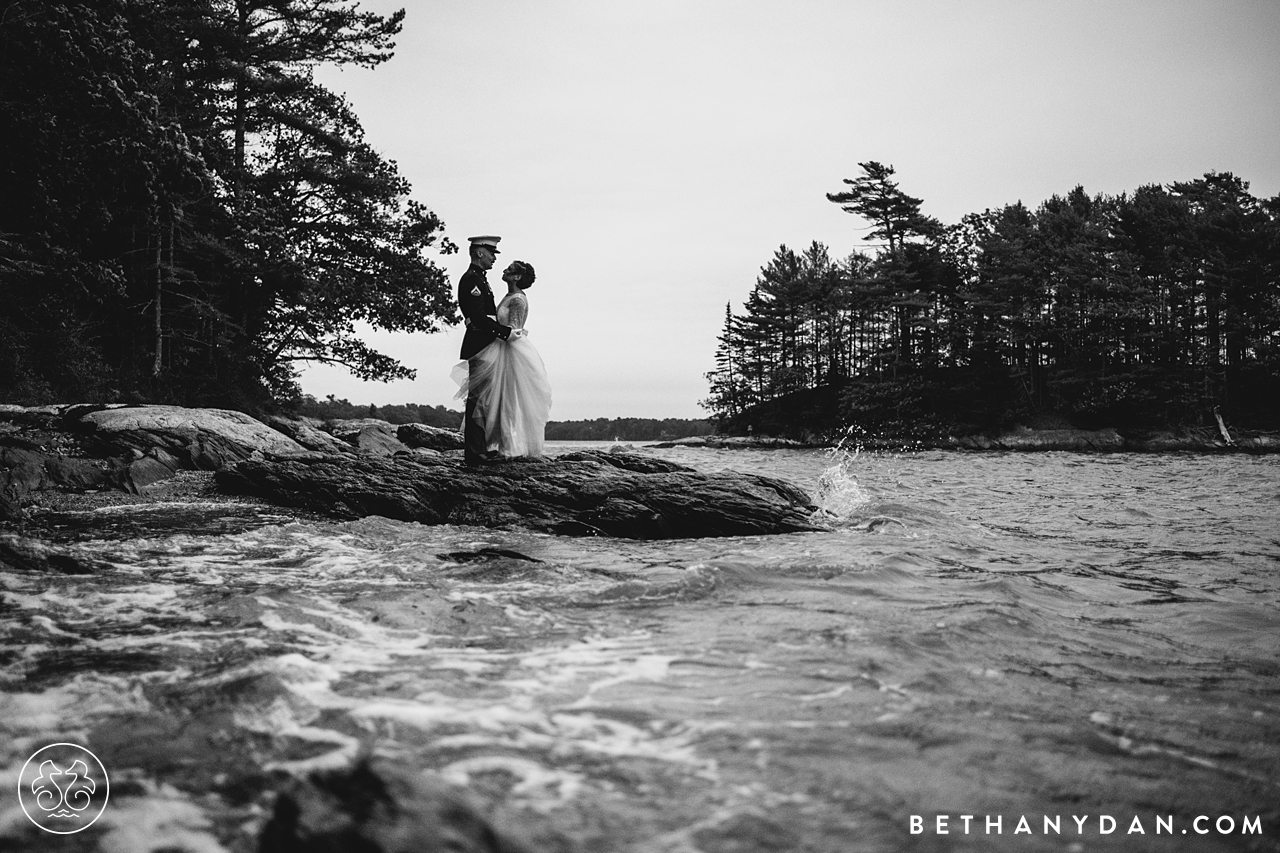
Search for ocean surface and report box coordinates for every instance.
[2,444,1278,851]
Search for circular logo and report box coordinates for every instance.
[17,743,110,834]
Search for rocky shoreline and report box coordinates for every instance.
[652,424,1280,453]
[0,404,817,538]
[4,402,1275,534]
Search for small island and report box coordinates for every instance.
[700,163,1280,450]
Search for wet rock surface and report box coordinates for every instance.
[267,415,356,454]
[397,421,466,452]
[80,404,307,465]
[0,404,311,520]
[215,450,821,539]
[329,419,410,457]
[258,760,536,853]
[2,406,819,537]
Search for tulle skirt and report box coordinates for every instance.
[451,336,552,458]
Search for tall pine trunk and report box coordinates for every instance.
[153,228,163,377]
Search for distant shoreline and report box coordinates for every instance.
[649,426,1280,454]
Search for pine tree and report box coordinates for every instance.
[0,0,458,406]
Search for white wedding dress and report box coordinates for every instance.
[451,291,552,457]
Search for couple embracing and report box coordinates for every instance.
[451,235,552,466]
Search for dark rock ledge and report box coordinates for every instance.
[258,759,536,853]
[216,450,820,539]
[0,404,818,537]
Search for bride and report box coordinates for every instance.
[452,260,552,458]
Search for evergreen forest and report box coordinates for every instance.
[543,418,714,443]
[6,3,1277,437]
[703,162,1280,440]
[1,0,457,411]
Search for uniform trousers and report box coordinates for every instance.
[463,354,489,464]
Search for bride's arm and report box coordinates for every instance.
[506,294,529,330]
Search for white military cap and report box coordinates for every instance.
[467,235,501,252]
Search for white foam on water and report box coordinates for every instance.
[225,652,344,692]
[549,712,706,766]
[99,632,215,651]
[0,520,745,816]
[97,524,436,589]
[790,684,853,702]
[85,501,238,515]
[2,581,195,628]
[0,641,53,678]
[0,673,152,734]
[813,449,871,521]
[96,784,228,853]
[569,654,676,708]
[438,755,584,812]
[352,698,549,732]
[412,649,503,676]
[26,614,80,638]
[218,613,713,803]
[258,609,357,640]
[6,451,1277,846]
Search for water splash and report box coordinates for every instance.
[834,422,928,455]
[813,443,871,521]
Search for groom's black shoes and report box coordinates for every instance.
[464,453,503,468]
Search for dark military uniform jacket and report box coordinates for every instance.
[458,264,511,360]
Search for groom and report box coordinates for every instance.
[458,235,515,466]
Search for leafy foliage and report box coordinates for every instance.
[0,0,457,409]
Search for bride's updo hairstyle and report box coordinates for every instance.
[512,260,536,289]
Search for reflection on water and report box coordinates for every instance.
[2,448,1278,851]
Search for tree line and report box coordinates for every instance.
[704,162,1280,437]
[293,395,712,441]
[1,0,456,411]
[293,395,462,428]
[544,418,713,442]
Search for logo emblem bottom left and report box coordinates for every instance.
[18,742,111,835]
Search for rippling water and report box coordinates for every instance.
[2,446,1278,851]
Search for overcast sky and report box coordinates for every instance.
[303,0,1280,420]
